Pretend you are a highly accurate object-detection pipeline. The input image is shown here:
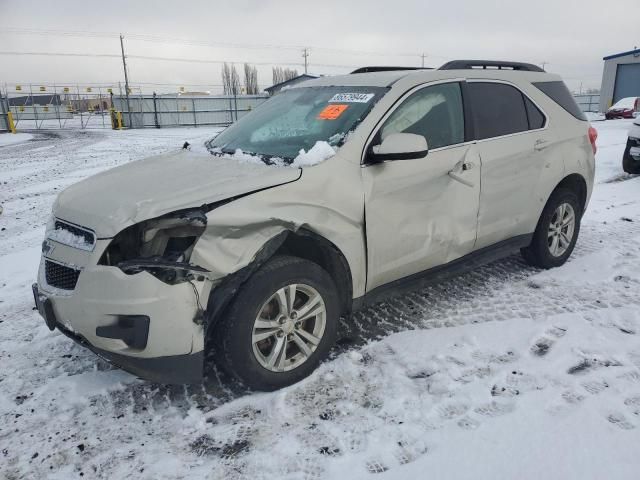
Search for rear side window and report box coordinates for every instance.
[467,83,529,139]
[525,97,546,129]
[532,81,587,121]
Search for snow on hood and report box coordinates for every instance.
[53,150,301,238]
[210,140,337,168]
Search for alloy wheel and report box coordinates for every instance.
[547,202,576,257]
[251,283,327,372]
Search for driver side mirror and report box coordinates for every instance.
[368,133,429,163]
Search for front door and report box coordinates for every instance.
[362,81,481,291]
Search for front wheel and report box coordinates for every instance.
[211,255,339,391]
[521,188,581,269]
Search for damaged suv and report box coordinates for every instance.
[33,61,596,390]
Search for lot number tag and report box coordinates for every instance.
[329,93,374,103]
[317,104,349,120]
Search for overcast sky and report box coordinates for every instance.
[1,0,637,93]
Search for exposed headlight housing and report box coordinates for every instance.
[100,209,208,284]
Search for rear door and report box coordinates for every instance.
[362,81,481,291]
[466,81,551,249]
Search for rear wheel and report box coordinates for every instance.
[211,255,339,391]
[521,188,581,269]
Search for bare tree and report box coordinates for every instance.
[243,64,259,95]
[221,63,240,95]
[272,66,299,85]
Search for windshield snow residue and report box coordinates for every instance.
[210,140,337,168]
[206,85,386,163]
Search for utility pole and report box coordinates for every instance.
[119,34,131,128]
[420,53,427,68]
[302,48,309,74]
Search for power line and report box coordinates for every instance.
[0,50,357,69]
[0,27,425,59]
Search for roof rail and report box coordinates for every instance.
[350,66,430,74]
[439,60,545,73]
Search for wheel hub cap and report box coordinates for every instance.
[547,202,576,257]
[251,283,326,373]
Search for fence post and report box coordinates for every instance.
[192,97,197,127]
[7,111,16,133]
[153,92,160,128]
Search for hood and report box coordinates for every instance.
[53,150,301,237]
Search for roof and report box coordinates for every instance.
[264,74,319,93]
[603,48,640,61]
[298,70,411,88]
[297,67,556,90]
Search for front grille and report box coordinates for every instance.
[45,260,81,290]
[54,220,95,248]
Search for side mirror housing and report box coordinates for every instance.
[368,133,429,163]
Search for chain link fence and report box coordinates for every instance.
[573,93,601,113]
[112,93,268,129]
[1,83,270,131]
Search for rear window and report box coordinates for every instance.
[532,81,587,121]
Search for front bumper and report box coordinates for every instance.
[33,283,204,383]
[35,238,212,384]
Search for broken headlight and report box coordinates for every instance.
[100,209,208,284]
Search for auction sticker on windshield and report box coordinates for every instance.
[328,93,374,103]
[318,104,349,120]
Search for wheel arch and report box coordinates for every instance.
[274,229,354,318]
[552,173,588,215]
[203,229,353,346]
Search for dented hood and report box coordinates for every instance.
[53,150,301,237]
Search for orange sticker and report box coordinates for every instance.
[317,104,348,120]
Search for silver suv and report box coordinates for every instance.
[33,60,597,390]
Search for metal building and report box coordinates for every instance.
[599,47,640,112]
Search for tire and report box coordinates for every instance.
[521,188,581,269]
[211,255,339,391]
[623,152,640,174]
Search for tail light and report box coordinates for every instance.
[588,125,598,155]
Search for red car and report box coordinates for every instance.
[606,97,639,119]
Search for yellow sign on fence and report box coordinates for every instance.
[107,88,113,93]
[19,106,24,112]
[63,87,70,93]
[43,106,49,112]
[15,85,22,91]
[39,86,46,92]
[86,87,92,93]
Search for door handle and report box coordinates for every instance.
[448,160,475,187]
[534,139,550,151]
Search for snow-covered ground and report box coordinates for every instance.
[0,133,33,147]
[0,120,639,479]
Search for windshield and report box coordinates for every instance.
[206,86,387,163]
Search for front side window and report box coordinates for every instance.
[379,82,465,150]
[206,86,387,163]
[467,82,530,140]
